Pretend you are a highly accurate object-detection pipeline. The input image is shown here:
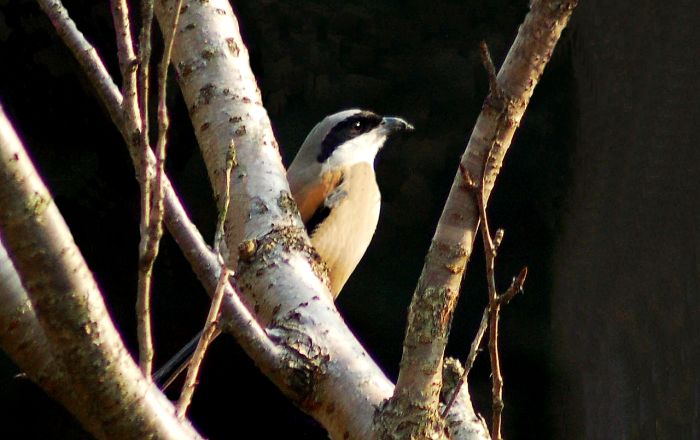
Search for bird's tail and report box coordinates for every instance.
[153,330,203,390]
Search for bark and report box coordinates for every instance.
[0,237,104,436]
[0,105,201,440]
[35,0,279,382]
[153,1,485,438]
[154,2,390,437]
[378,1,578,438]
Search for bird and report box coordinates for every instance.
[153,109,412,388]
[287,109,413,297]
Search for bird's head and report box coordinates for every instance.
[293,109,414,172]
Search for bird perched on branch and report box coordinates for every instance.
[154,109,412,388]
[287,109,413,297]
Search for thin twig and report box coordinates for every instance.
[477,175,504,440]
[135,0,156,377]
[441,307,489,417]
[214,141,237,256]
[474,162,526,440]
[109,0,139,121]
[137,0,184,380]
[37,0,280,384]
[479,41,502,103]
[135,172,156,379]
[138,0,154,142]
[175,138,235,417]
[136,0,155,268]
[151,0,184,249]
[176,266,230,418]
[109,0,157,377]
[501,267,528,306]
[461,138,528,439]
[36,0,123,128]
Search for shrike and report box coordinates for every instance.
[287,109,413,297]
[154,109,412,387]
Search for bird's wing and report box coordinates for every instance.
[306,171,348,234]
[292,168,344,224]
[306,163,380,297]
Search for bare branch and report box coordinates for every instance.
[0,237,106,437]
[442,308,489,418]
[138,0,154,140]
[136,0,183,378]
[176,137,234,418]
[35,0,123,128]
[0,104,201,439]
[499,267,528,306]
[468,147,527,440]
[475,173,500,440]
[109,0,160,377]
[110,0,139,120]
[135,122,156,378]
[381,1,578,438]
[152,1,402,438]
[36,0,284,395]
[176,267,230,417]
[135,0,156,377]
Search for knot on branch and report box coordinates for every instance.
[374,393,448,440]
[440,357,464,404]
[236,225,330,290]
[408,284,458,341]
[267,314,329,410]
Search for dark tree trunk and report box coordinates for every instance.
[553,1,700,438]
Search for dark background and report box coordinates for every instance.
[1,0,699,439]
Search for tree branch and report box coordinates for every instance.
[379,1,578,438]
[35,0,278,384]
[0,104,201,439]
[151,1,419,438]
[0,237,106,437]
[471,162,527,440]
[110,0,139,119]
[110,0,160,378]
[442,307,489,418]
[176,137,234,418]
[36,0,123,128]
[135,0,157,377]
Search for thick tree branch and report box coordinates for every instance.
[152,2,451,438]
[0,104,201,439]
[0,237,106,437]
[379,1,578,438]
[35,0,497,437]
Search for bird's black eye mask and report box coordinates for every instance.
[317,111,383,162]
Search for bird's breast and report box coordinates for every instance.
[310,163,380,297]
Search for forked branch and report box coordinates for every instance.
[381,1,577,438]
[464,158,528,440]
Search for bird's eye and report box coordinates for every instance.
[353,120,363,130]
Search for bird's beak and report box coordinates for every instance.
[380,116,414,133]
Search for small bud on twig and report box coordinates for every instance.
[493,229,505,249]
